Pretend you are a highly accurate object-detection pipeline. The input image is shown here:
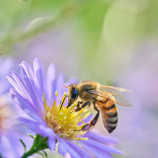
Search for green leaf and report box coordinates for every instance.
[19,139,27,153]
[42,151,48,158]
[28,134,34,139]
[34,134,40,145]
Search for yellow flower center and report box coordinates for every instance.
[42,92,90,140]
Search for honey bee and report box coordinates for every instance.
[65,81,131,133]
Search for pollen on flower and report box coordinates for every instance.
[42,92,90,140]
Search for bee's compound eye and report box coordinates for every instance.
[71,88,78,100]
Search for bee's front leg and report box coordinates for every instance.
[80,101,100,132]
[75,101,90,112]
[60,95,67,109]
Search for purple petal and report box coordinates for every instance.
[6,132,22,158]
[37,124,56,137]
[33,58,45,96]
[6,73,30,99]
[46,64,56,104]
[19,117,58,140]
[81,143,111,158]
[58,138,81,158]
[85,131,119,145]
[47,135,56,150]
[20,61,35,84]
[0,134,7,157]
[20,61,44,114]
[80,139,122,154]
[11,89,42,122]
[57,138,68,156]
[19,118,46,135]
[66,140,92,158]
[0,133,20,158]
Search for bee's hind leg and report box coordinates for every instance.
[75,101,90,112]
[80,101,100,132]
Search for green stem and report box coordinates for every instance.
[21,135,48,158]
[21,148,39,158]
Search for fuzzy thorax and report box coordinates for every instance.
[42,92,90,140]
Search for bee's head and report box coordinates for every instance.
[64,84,78,107]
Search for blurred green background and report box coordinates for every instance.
[1,0,158,157]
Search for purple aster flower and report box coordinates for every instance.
[0,57,31,158]
[7,58,121,158]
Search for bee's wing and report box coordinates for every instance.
[86,90,108,99]
[86,90,132,107]
[100,85,132,93]
[109,93,132,107]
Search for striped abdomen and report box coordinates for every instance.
[96,99,118,133]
